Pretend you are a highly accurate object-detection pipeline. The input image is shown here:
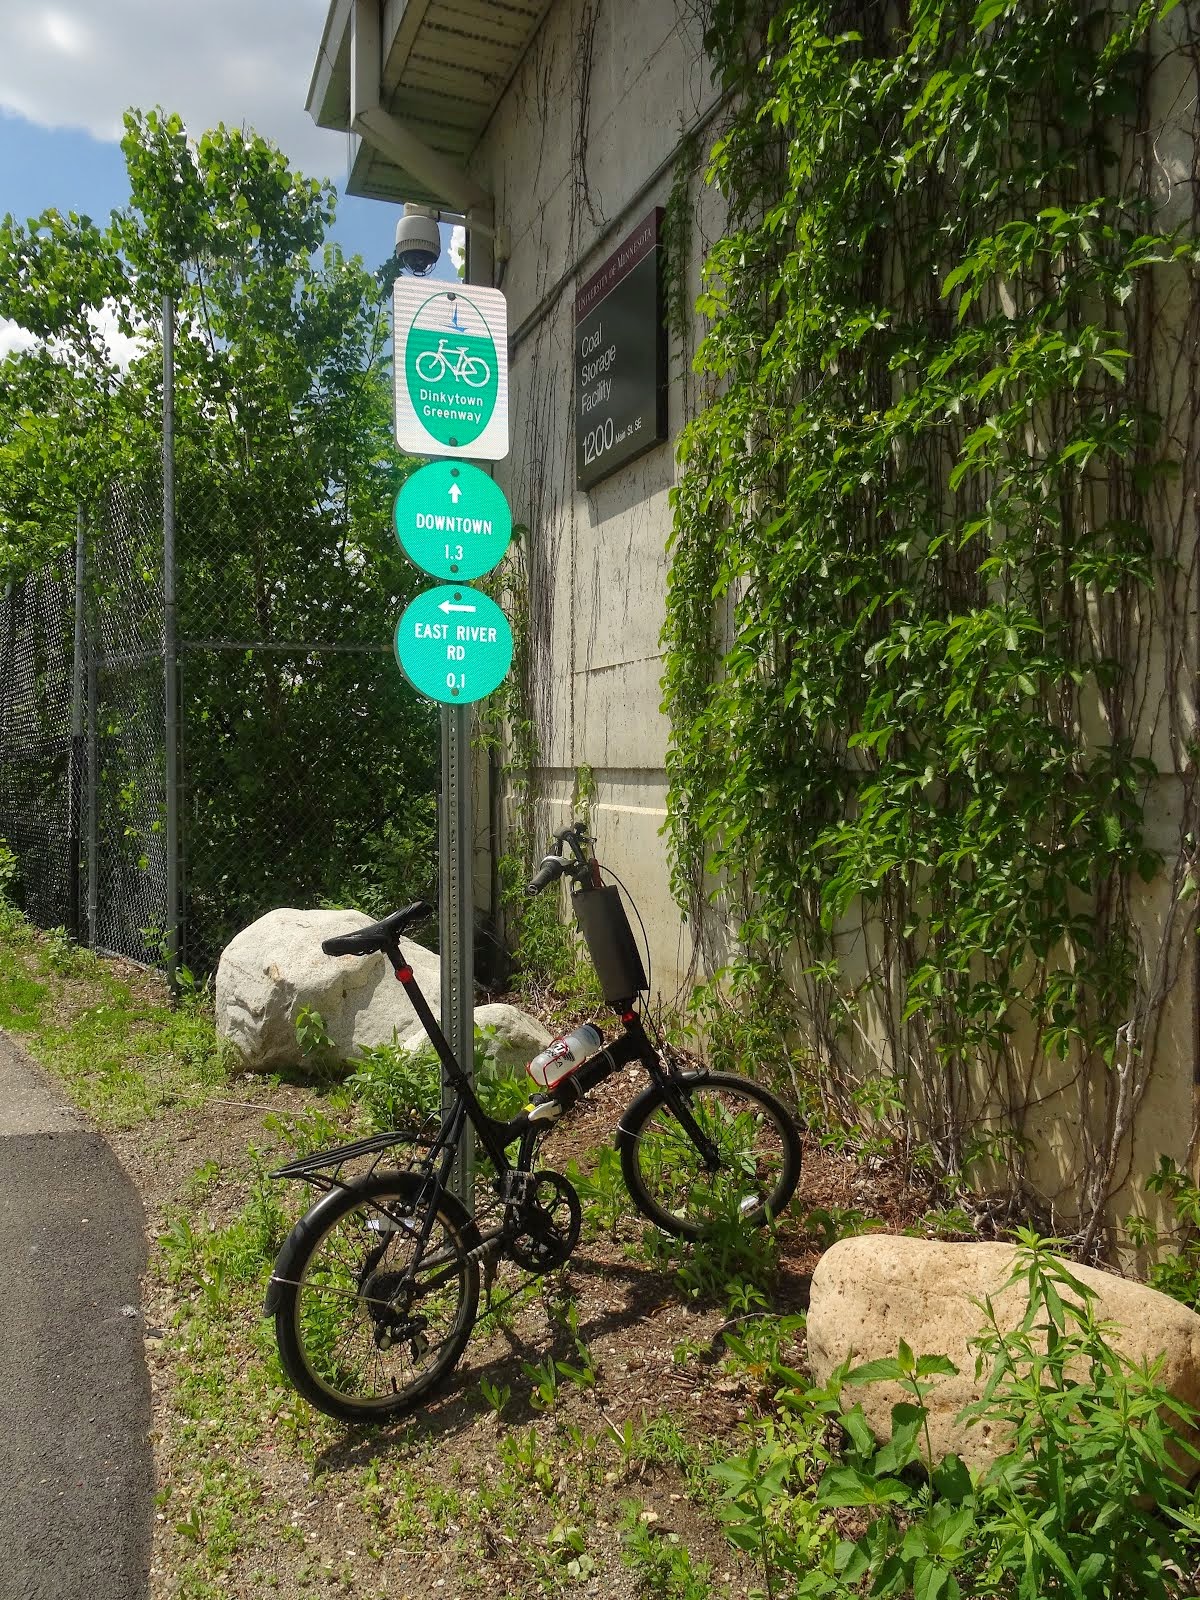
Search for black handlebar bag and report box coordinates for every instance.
[572,885,648,1004]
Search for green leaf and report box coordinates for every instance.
[817,1465,914,1509]
[916,1354,959,1379]
[932,1454,973,1504]
[841,1405,877,1457]
[845,1357,905,1386]
[914,1559,951,1600]
[875,1401,926,1474]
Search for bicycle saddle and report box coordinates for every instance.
[321,901,432,957]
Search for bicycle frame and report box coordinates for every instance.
[404,948,727,1209]
[269,826,725,1266]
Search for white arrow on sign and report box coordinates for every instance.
[438,598,477,614]
[448,482,463,504]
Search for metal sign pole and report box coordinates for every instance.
[393,258,510,1216]
[440,701,474,1203]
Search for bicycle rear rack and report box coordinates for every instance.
[270,1122,440,1192]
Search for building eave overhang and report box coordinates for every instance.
[307,0,554,211]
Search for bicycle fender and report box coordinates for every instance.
[613,1070,711,1156]
[262,1170,482,1316]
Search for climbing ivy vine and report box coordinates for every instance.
[663,0,1199,1244]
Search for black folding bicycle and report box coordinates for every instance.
[264,824,802,1423]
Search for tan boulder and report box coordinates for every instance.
[215,907,440,1070]
[396,1003,552,1076]
[806,1235,1200,1474]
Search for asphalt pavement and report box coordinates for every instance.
[0,1033,152,1600]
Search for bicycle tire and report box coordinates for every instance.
[272,1170,479,1424]
[619,1071,801,1241]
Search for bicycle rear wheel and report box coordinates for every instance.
[620,1071,801,1240]
[272,1171,479,1423]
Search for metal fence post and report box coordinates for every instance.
[67,504,86,938]
[435,222,495,1206]
[85,570,98,947]
[163,291,180,983]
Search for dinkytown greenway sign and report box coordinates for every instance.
[391,281,513,707]
[393,283,509,461]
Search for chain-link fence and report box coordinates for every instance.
[1,487,436,972]
[1,352,436,976]
[0,554,78,932]
[87,481,169,965]
[169,394,439,970]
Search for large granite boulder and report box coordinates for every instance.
[807,1235,1200,1474]
[215,907,440,1070]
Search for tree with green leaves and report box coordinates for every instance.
[0,111,435,964]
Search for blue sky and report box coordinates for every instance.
[0,1,459,353]
[0,113,423,274]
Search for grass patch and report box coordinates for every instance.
[0,916,231,1126]
[0,902,759,1596]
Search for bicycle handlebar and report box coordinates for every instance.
[525,856,567,896]
[525,822,596,895]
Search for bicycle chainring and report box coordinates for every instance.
[507,1169,581,1273]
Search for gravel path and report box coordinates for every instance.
[0,1033,152,1600]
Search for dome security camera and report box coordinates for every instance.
[394,210,441,276]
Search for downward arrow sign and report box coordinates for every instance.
[448,482,463,504]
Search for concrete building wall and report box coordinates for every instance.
[468,0,725,1004]
[458,0,1198,1237]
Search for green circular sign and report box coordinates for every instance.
[393,461,513,581]
[395,585,513,705]
[403,290,499,449]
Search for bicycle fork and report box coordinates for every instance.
[612,1012,723,1173]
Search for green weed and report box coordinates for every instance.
[1127,1156,1200,1311]
[620,1502,715,1599]
[499,1426,556,1496]
[498,849,604,1014]
[546,1523,595,1583]
[293,1004,334,1061]
[567,1145,629,1239]
[708,1231,1200,1599]
[478,1375,512,1417]
[639,1216,779,1310]
[0,925,231,1125]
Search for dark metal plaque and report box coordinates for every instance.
[574,208,667,490]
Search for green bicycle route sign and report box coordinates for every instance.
[393,283,509,460]
[394,584,514,705]
[393,460,512,582]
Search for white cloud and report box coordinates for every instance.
[448,225,466,278]
[0,0,348,178]
[89,302,146,369]
[0,303,147,371]
[0,317,39,360]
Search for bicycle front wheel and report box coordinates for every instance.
[272,1171,479,1423]
[620,1072,801,1241]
